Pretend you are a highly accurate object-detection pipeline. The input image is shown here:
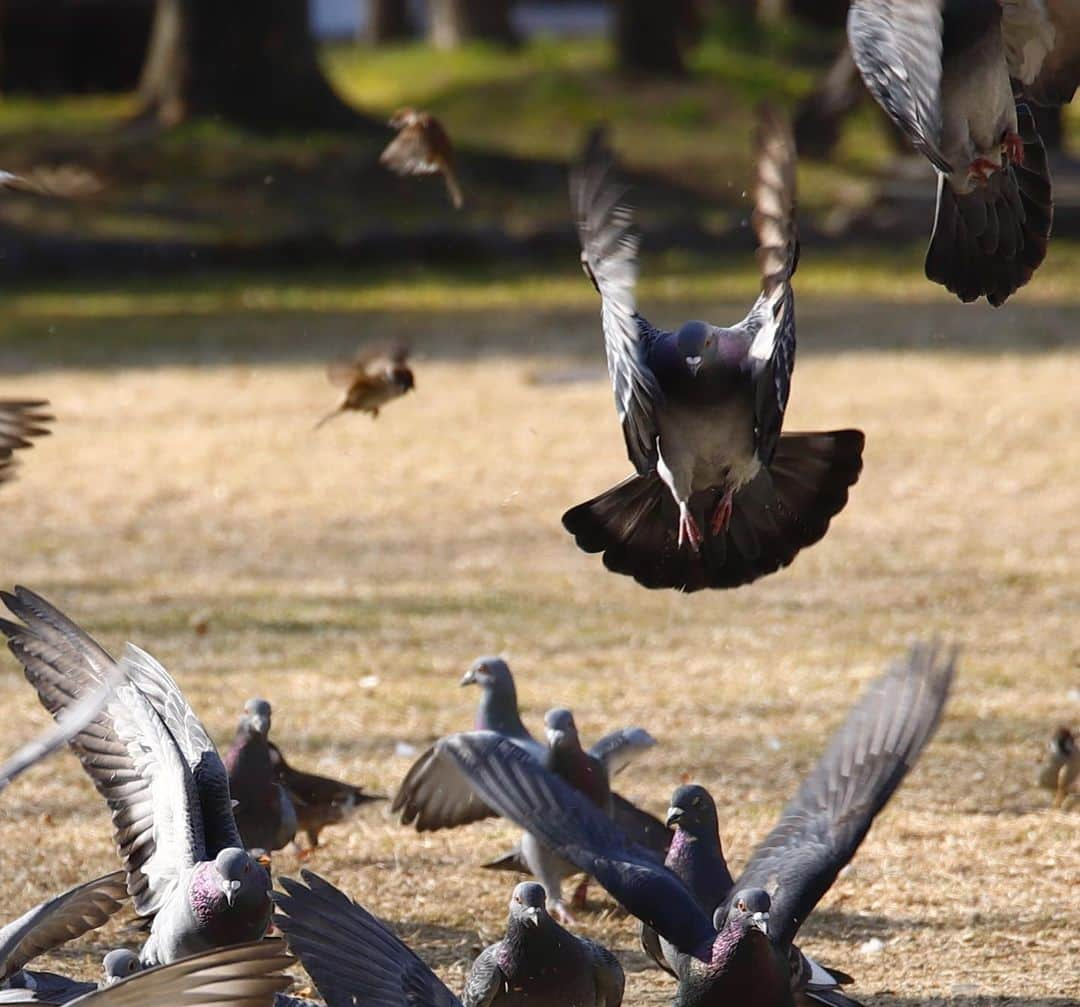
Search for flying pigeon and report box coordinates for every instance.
[0,873,129,1003]
[380,108,464,209]
[435,642,955,1007]
[1037,725,1078,808]
[562,112,864,591]
[845,0,1080,305]
[0,587,273,967]
[316,344,415,428]
[0,402,53,488]
[225,699,298,854]
[266,741,385,854]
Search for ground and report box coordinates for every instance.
[0,257,1076,1005]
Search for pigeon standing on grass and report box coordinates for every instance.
[380,108,464,209]
[0,402,53,488]
[563,112,864,591]
[845,0,1080,305]
[0,587,273,967]
[225,699,298,854]
[436,642,956,1007]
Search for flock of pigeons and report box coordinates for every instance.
[1,2,1077,1005]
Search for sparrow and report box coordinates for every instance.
[380,107,464,209]
[316,343,414,427]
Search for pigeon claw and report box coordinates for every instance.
[967,157,1000,185]
[549,900,577,926]
[570,878,590,910]
[677,506,703,552]
[710,491,734,536]
[1002,131,1025,167]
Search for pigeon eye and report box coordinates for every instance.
[736,900,746,911]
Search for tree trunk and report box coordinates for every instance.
[137,0,375,131]
[368,0,414,43]
[427,0,517,49]
[614,0,686,76]
[756,0,787,24]
[794,44,862,159]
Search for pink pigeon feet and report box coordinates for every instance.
[710,490,734,536]
[570,878,590,910]
[677,504,703,552]
[549,900,577,926]
[968,157,1000,185]
[1002,131,1025,167]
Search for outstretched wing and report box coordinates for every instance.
[0,873,128,981]
[441,731,715,958]
[588,725,657,776]
[274,871,463,1007]
[728,641,956,948]
[0,401,52,487]
[572,127,663,473]
[847,0,950,171]
[0,587,207,916]
[740,107,800,465]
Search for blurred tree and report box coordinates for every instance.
[427,0,516,49]
[615,0,701,76]
[794,44,862,159]
[368,0,415,43]
[137,0,373,129]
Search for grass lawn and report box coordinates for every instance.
[0,263,1076,1003]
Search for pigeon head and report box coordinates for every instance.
[509,882,549,928]
[241,698,272,738]
[460,656,512,692]
[719,888,771,937]
[675,321,719,378]
[213,848,263,908]
[102,949,141,984]
[544,708,580,751]
[665,783,719,837]
[1052,726,1076,758]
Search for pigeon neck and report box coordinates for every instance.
[500,915,565,970]
[549,746,609,807]
[476,683,527,738]
[667,830,734,906]
[188,862,271,941]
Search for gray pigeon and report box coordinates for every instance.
[845,0,1078,305]
[224,699,298,853]
[0,402,52,488]
[436,642,956,1007]
[562,112,864,591]
[0,587,273,967]
[0,874,129,1004]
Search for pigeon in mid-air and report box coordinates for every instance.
[0,402,53,488]
[0,873,129,1003]
[225,699,298,854]
[562,112,864,591]
[847,0,1080,306]
[1037,725,1078,808]
[0,587,273,967]
[380,108,464,209]
[436,642,956,1007]
[316,344,414,427]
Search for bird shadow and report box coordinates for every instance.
[866,998,1076,1007]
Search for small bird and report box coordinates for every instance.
[0,587,273,967]
[0,167,102,199]
[380,108,464,209]
[0,873,129,1003]
[316,344,414,428]
[846,0,1080,305]
[563,113,864,591]
[266,741,386,853]
[0,402,53,488]
[225,699,298,854]
[437,642,956,1007]
[1037,725,1079,808]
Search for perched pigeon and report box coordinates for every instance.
[0,873,129,1004]
[0,402,52,488]
[845,0,1080,305]
[380,108,464,209]
[266,741,385,853]
[1037,725,1078,808]
[316,344,415,428]
[437,642,956,1007]
[0,587,273,967]
[563,113,864,591]
[225,699,298,854]
[461,883,624,1007]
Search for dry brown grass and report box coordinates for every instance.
[0,284,1076,1005]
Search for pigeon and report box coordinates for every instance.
[380,108,464,209]
[394,681,666,921]
[0,402,53,488]
[0,587,273,967]
[1037,725,1078,808]
[265,741,385,853]
[461,882,624,1007]
[436,642,956,1007]
[562,112,864,591]
[316,344,415,427]
[0,873,129,1004]
[225,699,298,854]
[845,0,1080,305]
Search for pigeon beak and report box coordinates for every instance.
[222,879,241,907]
[255,852,272,870]
[546,729,565,747]
[665,805,685,828]
[751,911,769,936]
[460,668,477,687]
[524,907,542,928]
[685,355,702,376]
